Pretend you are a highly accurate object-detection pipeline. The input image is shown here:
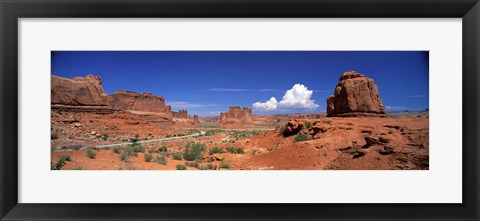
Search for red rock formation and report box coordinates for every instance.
[220,106,253,125]
[173,109,189,118]
[51,74,108,106]
[51,74,173,122]
[107,90,171,113]
[327,71,386,117]
[193,115,200,124]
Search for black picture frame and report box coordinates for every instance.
[1,0,479,220]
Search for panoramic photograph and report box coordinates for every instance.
[50,51,429,170]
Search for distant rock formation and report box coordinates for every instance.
[107,90,171,113]
[51,74,108,106]
[220,106,253,126]
[193,115,200,124]
[173,109,189,118]
[326,71,386,117]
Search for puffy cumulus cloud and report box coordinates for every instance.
[252,84,319,111]
[253,97,278,111]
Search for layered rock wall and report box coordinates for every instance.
[220,106,253,125]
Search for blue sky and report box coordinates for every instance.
[51,51,429,116]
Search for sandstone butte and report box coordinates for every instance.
[326,71,386,117]
[220,106,253,126]
[172,109,189,118]
[51,74,173,122]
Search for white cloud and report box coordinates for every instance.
[253,97,278,111]
[252,84,319,111]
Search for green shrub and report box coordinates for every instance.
[51,134,59,140]
[209,147,225,155]
[323,120,332,124]
[388,130,393,134]
[130,143,145,153]
[183,143,205,161]
[53,154,71,170]
[251,150,256,155]
[176,164,187,170]
[144,153,153,162]
[72,166,83,170]
[101,134,109,141]
[205,130,219,136]
[277,126,285,136]
[219,159,230,169]
[185,161,199,168]
[294,133,309,142]
[158,146,168,152]
[86,150,96,159]
[155,156,167,165]
[305,121,312,129]
[113,146,121,154]
[148,147,158,153]
[172,152,182,160]
[159,151,170,157]
[51,146,57,152]
[226,147,244,154]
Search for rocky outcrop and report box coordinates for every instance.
[173,109,189,118]
[107,90,171,113]
[51,74,173,122]
[327,71,386,117]
[193,115,200,124]
[220,106,253,126]
[51,74,108,106]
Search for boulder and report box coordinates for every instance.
[326,71,386,117]
[283,119,304,137]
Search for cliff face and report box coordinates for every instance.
[220,106,253,126]
[107,90,171,113]
[51,74,108,106]
[172,109,189,118]
[51,74,173,122]
[326,71,386,117]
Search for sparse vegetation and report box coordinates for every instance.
[176,164,187,170]
[52,154,71,170]
[185,161,199,168]
[183,142,205,161]
[219,159,230,169]
[51,146,57,152]
[205,130,220,136]
[226,147,244,154]
[113,146,121,154]
[51,134,59,140]
[323,120,332,124]
[72,166,83,170]
[101,134,109,141]
[172,152,182,160]
[155,156,167,165]
[305,121,312,129]
[144,153,153,162]
[86,149,96,159]
[294,133,309,142]
[323,152,328,157]
[61,145,83,150]
[388,130,393,134]
[209,147,225,155]
[158,146,168,152]
[251,150,256,155]
[277,126,285,136]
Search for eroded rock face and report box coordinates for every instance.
[107,90,172,113]
[283,119,304,137]
[220,106,253,126]
[173,109,189,118]
[51,74,108,106]
[193,115,200,124]
[327,71,386,117]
